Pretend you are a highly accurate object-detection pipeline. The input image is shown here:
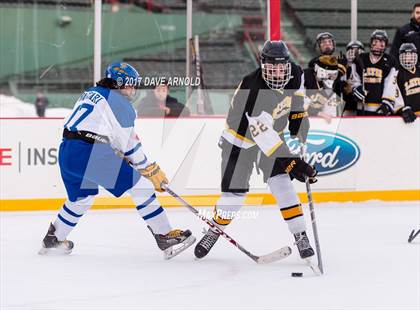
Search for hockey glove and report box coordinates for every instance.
[401,106,417,123]
[352,86,366,102]
[279,158,318,184]
[376,100,394,116]
[139,162,168,192]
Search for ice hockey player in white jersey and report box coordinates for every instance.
[39,62,195,259]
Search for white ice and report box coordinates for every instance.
[1,201,419,310]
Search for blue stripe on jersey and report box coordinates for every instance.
[133,156,147,166]
[58,214,77,227]
[143,206,164,220]
[124,143,142,156]
[136,194,156,210]
[86,86,110,100]
[63,205,82,218]
[101,87,136,128]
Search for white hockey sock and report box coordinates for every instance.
[212,192,246,230]
[129,178,171,235]
[268,174,306,234]
[54,195,94,241]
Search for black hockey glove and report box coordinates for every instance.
[401,106,417,123]
[352,86,366,102]
[279,158,318,184]
[376,100,394,116]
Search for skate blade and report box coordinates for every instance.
[38,246,72,256]
[304,258,321,275]
[256,246,292,264]
[163,235,196,260]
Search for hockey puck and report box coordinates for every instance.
[291,272,303,277]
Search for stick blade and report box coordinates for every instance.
[256,246,292,264]
[305,258,322,275]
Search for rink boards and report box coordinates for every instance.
[0,117,419,211]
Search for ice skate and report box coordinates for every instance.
[294,231,315,259]
[148,226,196,259]
[38,223,74,255]
[194,228,220,259]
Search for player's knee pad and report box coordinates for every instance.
[213,192,246,226]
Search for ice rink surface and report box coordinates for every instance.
[1,201,419,310]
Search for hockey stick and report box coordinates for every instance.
[193,35,205,115]
[161,184,292,264]
[354,55,366,116]
[300,144,324,275]
[192,35,214,115]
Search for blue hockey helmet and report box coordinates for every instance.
[105,62,140,87]
[105,62,140,100]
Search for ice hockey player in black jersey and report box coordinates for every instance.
[395,43,420,123]
[350,30,398,115]
[304,55,346,121]
[194,41,317,261]
[308,32,336,68]
[308,32,347,74]
[346,40,365,67]
[343,40,365,112]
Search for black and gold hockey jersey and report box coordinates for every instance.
[395,65,420,114]
[351,52,398,113]
[221,64,306,151]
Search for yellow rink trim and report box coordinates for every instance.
[0,189,419,212]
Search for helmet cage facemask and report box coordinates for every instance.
[119,86,139,102]
[399,51,418,70]
[261,58,292,90]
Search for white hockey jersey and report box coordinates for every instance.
[63,86,150,168]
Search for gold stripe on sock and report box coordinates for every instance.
[280,204,303,220]
[213,207,232,226]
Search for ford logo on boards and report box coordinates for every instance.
[285,130,360,176]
